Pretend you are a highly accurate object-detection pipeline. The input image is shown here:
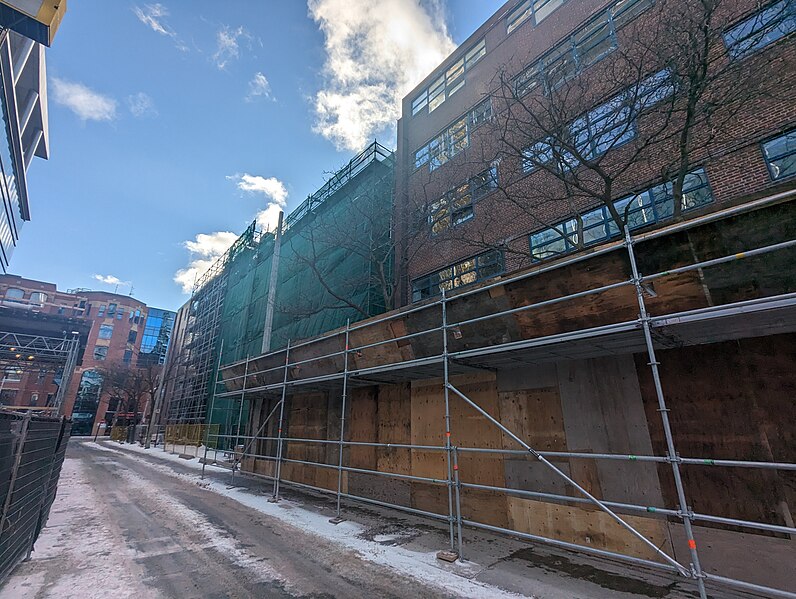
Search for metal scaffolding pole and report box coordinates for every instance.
[334,320,350,520]
[440,289,458,555]
[272,340,291,501]
[231,356,250,481]
[624,227,708,599]
[201,340,224,480]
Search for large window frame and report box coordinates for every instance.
[98,324,114,340]
[429,166,498,234]
[514,0,654,96]
[529,168,713,261]
[414,99,492,172]
[507,0,567,34]
[723,0,796,59]
[412,249,505,302]
[411,38,486,116]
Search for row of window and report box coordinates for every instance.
[92,302,144,323]
[523,69,672,171]
[412,249,504,302]
[723,0,796,59]
[412,38,486,116]
[514,0,653,96]
[3,288,48,304]
[414,99,492,172]
[530,169,712,260]
[428,166,498,234]
[92,345,133,361]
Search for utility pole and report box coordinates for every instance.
[261,210,283,354]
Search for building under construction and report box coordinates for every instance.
[213,193,796,598]
[162,142,395,431]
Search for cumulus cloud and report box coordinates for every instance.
[213,25,249,69]
[227,173,288,232]
[173,231,239,293]
[51,78,117,122]
[133,3,187,50]
[245,72,273,102]
[308,0,455,151]
[127,92,158,118]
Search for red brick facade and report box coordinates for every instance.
[395,0,796,305]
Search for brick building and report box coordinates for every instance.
[0,275,176,434]
[395,0,796,305]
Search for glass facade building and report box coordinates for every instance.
[138,308,176,367]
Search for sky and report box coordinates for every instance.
[11,0,504,312]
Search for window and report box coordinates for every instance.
[29,393,38,407]
[123,349,133,364]
[522,71,672,172]
[107,303,117,316]
[724,0,796,59]
[29,291,47,305]
[429,166,498,234]
[0,390,18,404]
[98,324,114,339]
[37,368,46,383]
[411,38,486,115]
[415,99,492,171]
[762,128,796,180]
[529,168,712,260]
[412,250,504,301]
[571,95,635,159]
[116,310,123,320]
[507,0,566,33]
[514,0,654,96]
[128,330,138,344]
[523,139,578,173]
[93,346,108,361]
[4,288,23,300]
[3,367,21,381]
[507,0,533,33]
[57,306,65,315]
[98,304,106,317]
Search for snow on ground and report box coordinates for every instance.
[0,456,160,599]
[86,440,526,599]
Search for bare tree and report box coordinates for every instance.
[100,362,162,435]
[419,0,795,259]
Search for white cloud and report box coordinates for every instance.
[213,25,249,69]
[308,0,455,151]
[228,173,288,232]
[93,274,127,286]
[51,78,117,122]
[245,72,273,102]
[127,92,158,118]
[174,231,239,293]
[133,4,188,51]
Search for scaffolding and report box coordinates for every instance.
[206,190,796,599]
[166,142,395,432]
[166,222,263,424]
[0,331,80,415]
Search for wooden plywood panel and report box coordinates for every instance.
[507,497,672,561]
[558,357,665,507]
[411,372,507,522]
[347,386,377,469]
[637,335,796,533]
[411,482,509,528]
[377,383,412,475]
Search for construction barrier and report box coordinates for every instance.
[0,411,70,584]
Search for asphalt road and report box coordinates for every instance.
[1,441,463,599]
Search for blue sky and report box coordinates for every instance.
[11,0,503,311]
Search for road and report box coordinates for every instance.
[0,440,484,599]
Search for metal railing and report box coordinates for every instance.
[204,194,796,599]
